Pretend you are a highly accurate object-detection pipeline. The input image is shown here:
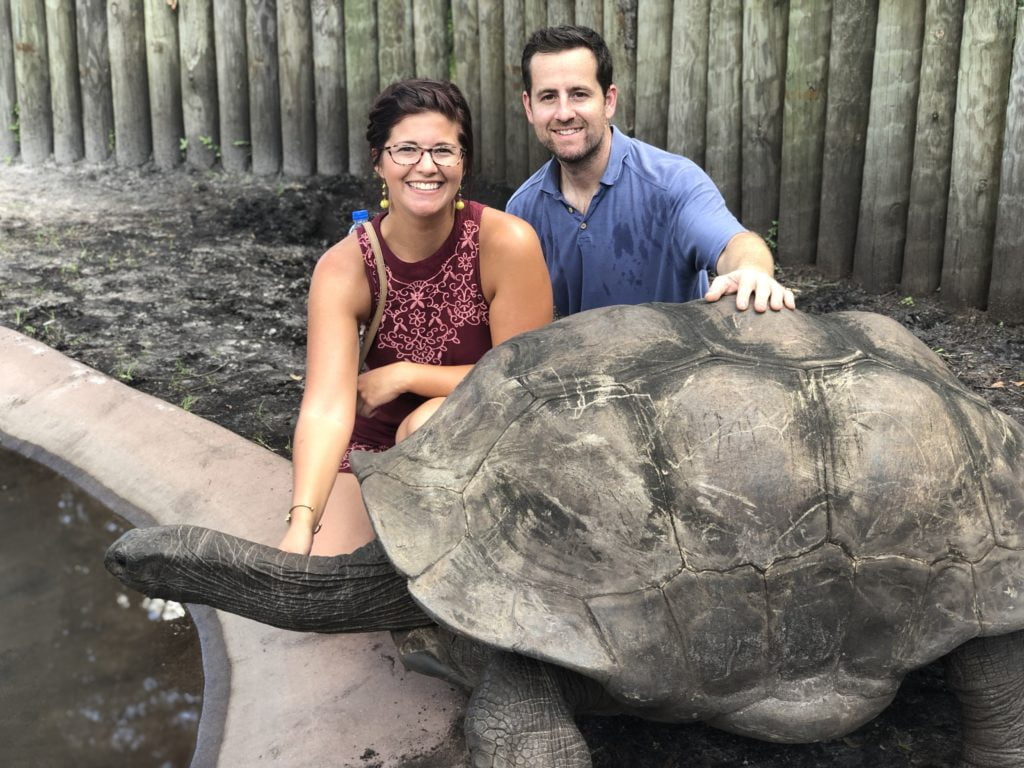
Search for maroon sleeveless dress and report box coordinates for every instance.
[339,200,492,472]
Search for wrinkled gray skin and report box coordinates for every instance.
[106,302,1024,768]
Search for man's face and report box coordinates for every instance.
[523,48,617,166]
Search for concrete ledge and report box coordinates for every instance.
[0,327,465,767]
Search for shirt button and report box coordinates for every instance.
[567,207,574,213]
[580,222,587,230]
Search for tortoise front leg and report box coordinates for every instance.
[464,652,592,768]
[945,630,1024,768]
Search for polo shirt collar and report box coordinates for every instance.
[601,125,629,186]
[539,125,629,198]
[540,154,562,197]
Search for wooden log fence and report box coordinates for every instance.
[0,0,1022,320]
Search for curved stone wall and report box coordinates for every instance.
[0,327,464,767]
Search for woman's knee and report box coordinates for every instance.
[397,397,446,442]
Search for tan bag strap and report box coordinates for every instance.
[359,220,388,370]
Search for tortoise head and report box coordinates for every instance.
[104,524,218,600]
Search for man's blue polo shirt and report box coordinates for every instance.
[506,126,746,316]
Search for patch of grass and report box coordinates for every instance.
[114,356,139,382]
[198,135,221,160]
[764,220,779,256]
[34,226,60,249]
[60,259,80,279]
[13,307,35,335]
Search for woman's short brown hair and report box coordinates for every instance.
[366,79,474,179]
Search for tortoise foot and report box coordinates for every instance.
[465,652,591,768]
[947,630,1024,768]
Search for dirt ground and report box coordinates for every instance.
[2,161,1023,767]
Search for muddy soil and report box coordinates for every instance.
[2,161,1023,768]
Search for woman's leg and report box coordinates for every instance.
[310,472,376,556]
[396,397,446,443]
[313,397,444,556]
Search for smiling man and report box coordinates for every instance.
[506,25,795,317]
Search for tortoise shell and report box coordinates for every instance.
[351,301,1024,734]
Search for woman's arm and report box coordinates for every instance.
[279,237,370,553]
[354,209,553,416]
[478,207,553,344]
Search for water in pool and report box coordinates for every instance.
[0,445,203,767]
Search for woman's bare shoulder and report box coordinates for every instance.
[314,231,366,283]
[478,206,541,254]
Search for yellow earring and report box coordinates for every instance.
[379,180,390,210]
[454,187,465,211]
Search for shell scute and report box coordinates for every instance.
[974,546,1024,633]
[838,556,932,686]
[652,361,829,571]
[663,566,769,709]
[824,364,995,562]
[765,544,854,689]
[459,387,682,596]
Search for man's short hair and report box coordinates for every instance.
[521,25,614,96]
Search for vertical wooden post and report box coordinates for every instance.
[414,0,447,80]
[941,0,1016,307]
[377,0,413,87]
[0,0,17,160]
[504,0,528,185]
[901,0,964,295]
[478,0,505,180]
[76,0,114,163]
[634,0,670,147]
[523,0,547,173]
[214,0,249,172]
[547,0,573,26]
[603,0,636,138]
[344,0,377,175]
[144,0,183,170]
[453,0,482,176]
[988,7,1024,323]
[45,0,83,164]
[311,0,345,175]
[705,0,742,211]
[668,0,709,163]
[575,0,602,31]
[815,0,876,279]
[179,0,218,170]
[11,0,51,164]
[107,0,150,166]
[776,0,832,265]
[278,0,315,176]
[740,0,787,237]
[853,0,926,292]
[248,0,282,175]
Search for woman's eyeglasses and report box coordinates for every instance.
[384,143,465,167]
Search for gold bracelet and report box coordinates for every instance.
[286,504,322,534]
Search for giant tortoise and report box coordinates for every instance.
[106,301,1024,767]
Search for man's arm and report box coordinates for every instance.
[705,231,796,312]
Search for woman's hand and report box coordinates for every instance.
[277,505,318,555]
[277,525,315,555]
[356,362,409,417]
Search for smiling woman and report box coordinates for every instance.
[278,78,554,558]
